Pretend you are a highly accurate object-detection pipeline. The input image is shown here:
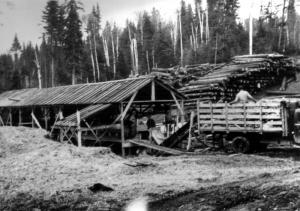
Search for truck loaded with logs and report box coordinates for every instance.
[196,97,300,153]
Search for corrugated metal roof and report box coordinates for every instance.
[0,76,185,108]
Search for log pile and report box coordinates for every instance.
[152,54,296,110]
[151,63,225,88]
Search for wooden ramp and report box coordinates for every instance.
[128,139,183,155]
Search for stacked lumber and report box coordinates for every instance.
[153,54,296,111]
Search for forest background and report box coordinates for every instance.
[0,0,298,91]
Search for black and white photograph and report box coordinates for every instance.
[1,0,300,210]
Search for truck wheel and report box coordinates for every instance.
[232,136,250,153]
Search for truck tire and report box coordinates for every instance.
[232,136,250,153]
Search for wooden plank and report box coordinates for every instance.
[151,80,155,101]
[199,102,281,107]
[31,112,42,129]
[197,99,200,135]
[171,91,184,116]
[198,108,281,113]
[121,102,125,157]
[199,120,282,125]
[187,111,194,151]
[199,126,283,132]
[77,110,82,147]
[259,101,263,134]
[129,139,183,155]
[18,109,22,126]
[121,91,138,119]
[83,120,101,143]
[198,114,281,120]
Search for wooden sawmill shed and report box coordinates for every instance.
[0,76,186,155]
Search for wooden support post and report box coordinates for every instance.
[59,107,64,120]
[18,109,22,126]
[76,110,82,147]
[197,100,200,134]
[31,111,42,129]
[83,119,101,144]
[225,102,228,132]
[44,108,48,130]
[31,108,34,128]
[9,108,12,126]
[59,128,64,142]
[243,103,247,133]
[120,102,125,157]
[151,80,155,101]
[259,101,263,134]
[181,100,185,124]
[187,111,194,151]
[210,101,213,132]
[0,109,4,126]
[170,91,184,124]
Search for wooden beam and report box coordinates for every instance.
[95,91,139,143]
[120,102,125,157]
[83,119,101,143]
[197,99,200,134]
[76,110,82,147]
[121,91,138,120]
[9,108,12,126]
[44,108,48,130]
[49,112,60,137]
[18,109,22,126]
[31,112,42,129]
[151,80,155,101]
[187,111,194,151]
[170,91,184,116]
[0,112,4,126]
[31,109,34,128]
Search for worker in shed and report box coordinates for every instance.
[229,86,257,105]
[146,114,156,141]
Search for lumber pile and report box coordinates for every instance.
[153,54,296,110]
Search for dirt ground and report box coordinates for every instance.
[1,127,300,210]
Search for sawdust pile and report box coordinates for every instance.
[1,127,300,210]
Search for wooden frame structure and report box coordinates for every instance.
[0,76,186,156]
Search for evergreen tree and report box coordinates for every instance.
[64,0,83,84]
[42,0,61,86]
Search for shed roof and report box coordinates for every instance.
[0,76,185,108]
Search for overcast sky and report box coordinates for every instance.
[0,0,295,54]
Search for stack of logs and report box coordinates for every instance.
[152,54,296,110]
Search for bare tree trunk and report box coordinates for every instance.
[51,57,54,87]
[34,49,42,89]
[72,66,75,85]
[249,8,253,55]
[205,4,209,44]
[146,50,150,73]
[111,30,116,79]
[152,49,155,68]
[214,33,218,64]
[133,37,139,75]
[278,0,287,50]
[102,35,110,67]
[179,11,183,67]
[88,36,96,82]
[93,34,100,81]
[197,3,203,43]
[116,30,119,63]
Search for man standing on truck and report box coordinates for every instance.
[229,86,257,105]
